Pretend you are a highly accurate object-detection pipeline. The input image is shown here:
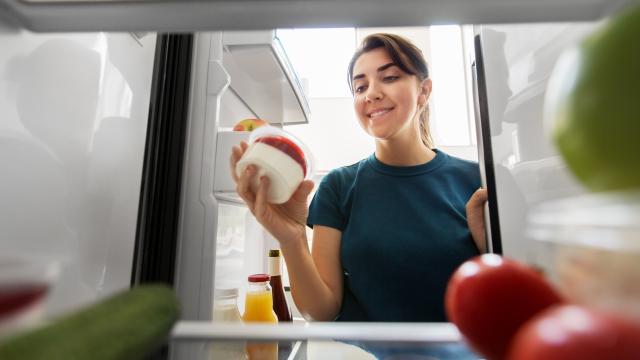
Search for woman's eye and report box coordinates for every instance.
[354,85,366,94]
[384,76,399,82]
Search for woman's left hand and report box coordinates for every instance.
[466,188,488,253]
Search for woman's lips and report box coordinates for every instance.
[368,107,393,119]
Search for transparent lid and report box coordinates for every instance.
[247,125,315,179]
[527,190,640,252]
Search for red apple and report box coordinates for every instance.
[232,118,268,131]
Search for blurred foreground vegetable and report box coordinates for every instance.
[445,254,563,360]
[0,284,179,360]
[507,305,640,360]
[545,4,640,191]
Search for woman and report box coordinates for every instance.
[231,33,488,322]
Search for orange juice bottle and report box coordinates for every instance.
[243,274,278,360]
[243,274,279,323]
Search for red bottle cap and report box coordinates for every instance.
[248,274,270,282]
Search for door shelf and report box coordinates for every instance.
[222,30,310,126]
[214,191,244,206]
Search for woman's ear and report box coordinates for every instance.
[418,78,432,106]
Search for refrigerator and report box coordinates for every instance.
[0,0,636,359]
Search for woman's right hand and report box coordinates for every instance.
[230,141,315,247]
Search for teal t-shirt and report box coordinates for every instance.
[307,149,481,322]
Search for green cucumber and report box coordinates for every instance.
[0,284,180,360]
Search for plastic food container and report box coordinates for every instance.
[527,191,640,323]
[0,256,59,337]
[212,288,241,323]
[235,126,314,204]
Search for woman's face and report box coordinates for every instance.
[351,48,428,143]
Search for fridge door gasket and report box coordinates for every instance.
[471,31,503,254]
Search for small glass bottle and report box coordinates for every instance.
[242,274,278,323]
[268,249,292,322]
[243,274,278,360]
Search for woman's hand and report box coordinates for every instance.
[466,188,488,253]
[231,141,315,247]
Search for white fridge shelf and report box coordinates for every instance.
[171,321,462,343]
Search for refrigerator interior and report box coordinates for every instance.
[1,1,637,357]
[0,18,622,325]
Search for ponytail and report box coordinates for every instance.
[419,104,433,148]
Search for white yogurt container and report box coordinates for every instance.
[235,126,314,204]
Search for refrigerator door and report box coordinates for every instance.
[0,0,634,32]
[472,22,598,262]
[0,31,157,315]
[174,30,307,324]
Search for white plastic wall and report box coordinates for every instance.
[0,30,157,315]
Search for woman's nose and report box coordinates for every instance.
[365,82,383,102]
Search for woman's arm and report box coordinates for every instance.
[231,141,343,321]
[281,225,343,321]
[466,188,488,253]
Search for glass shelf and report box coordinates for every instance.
[170,321,480,360]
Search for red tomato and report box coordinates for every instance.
[445,254,563,360]
[507,305,640,360]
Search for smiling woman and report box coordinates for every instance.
[275,27,483,292]
[229,31,488,327]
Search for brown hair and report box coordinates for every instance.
[347,33,433,148]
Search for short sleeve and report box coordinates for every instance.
[307,171,345,231]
